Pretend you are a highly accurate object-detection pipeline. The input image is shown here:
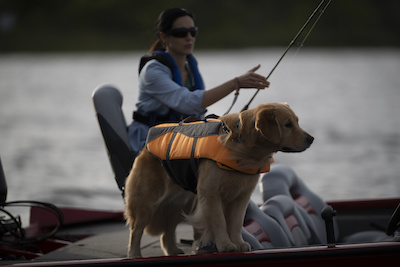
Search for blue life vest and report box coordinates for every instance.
[136,51,205,126]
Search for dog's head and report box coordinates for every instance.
[220,102,313,154]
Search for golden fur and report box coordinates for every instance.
[124,102,313,257]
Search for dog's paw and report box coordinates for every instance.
[165,247,185,256]
[217,241,237,252]
[127,249,142,258]
[236,241,251,252]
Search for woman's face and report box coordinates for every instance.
[161,15,196,57]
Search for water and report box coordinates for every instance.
[0,48,399,214]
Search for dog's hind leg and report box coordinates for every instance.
[151,187,195,256]
[125,177,155,258]
[125,152,166,258]
[160,217,184,255]
[156,201,185,255]
[127,216,149,258]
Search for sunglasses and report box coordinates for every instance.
[166,27,198,38]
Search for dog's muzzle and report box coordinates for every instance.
[306,135,314,145]
[282,134,314,153]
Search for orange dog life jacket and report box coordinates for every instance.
[145,120,272,193]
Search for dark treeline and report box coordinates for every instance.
[1,0,399,52]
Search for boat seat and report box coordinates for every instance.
[241,227,263,250]
[243,200,291,249]
[259,164,390,245]
[92,84,135,196]
[260,164,338,244]
[260,195,322,247]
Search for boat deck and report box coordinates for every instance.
[33,220,194,262]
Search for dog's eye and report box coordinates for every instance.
[285,122,293,128]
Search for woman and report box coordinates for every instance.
[128,7,270,156]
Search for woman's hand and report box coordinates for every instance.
[237,64,270,89]
[202,64,270,108]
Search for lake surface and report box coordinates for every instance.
[0,48,399,214]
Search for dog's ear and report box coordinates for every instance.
[255,107,281,144]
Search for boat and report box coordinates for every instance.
[1,195,399,266]
[1,84,399,266]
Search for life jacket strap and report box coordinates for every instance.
[132,111,181,126]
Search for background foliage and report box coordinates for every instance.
[1,0,399,52]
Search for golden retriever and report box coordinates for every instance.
[124,102,313,257]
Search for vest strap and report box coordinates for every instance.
[132,111,176,126]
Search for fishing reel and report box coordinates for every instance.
[0,156,63,247]
[0,212,25,243]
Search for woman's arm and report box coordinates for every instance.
[140,61,269,113]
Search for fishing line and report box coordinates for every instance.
[267,46,302,92]
[269,0,331,90]
[224,0,331,114]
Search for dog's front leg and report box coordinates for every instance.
[225,198,252,252]
[196,193,237,252]
[225,176,259,252]
[194,161,238,253]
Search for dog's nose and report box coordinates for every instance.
[306,135,314,145]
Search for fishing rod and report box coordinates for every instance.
[237,0,331,112]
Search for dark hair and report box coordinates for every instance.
[149,8,195,52]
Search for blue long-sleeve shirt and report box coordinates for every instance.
[128,58,207,155]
